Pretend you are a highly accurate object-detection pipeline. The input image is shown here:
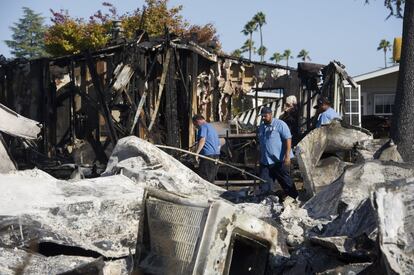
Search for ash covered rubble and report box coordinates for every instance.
[0,111,414,274]
[1,120,414,274]
[0,129,414,274]
[0,136,289,274]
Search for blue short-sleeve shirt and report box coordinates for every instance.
[316,107,341,128]
[258,118,293,165]
[197,123,221,156]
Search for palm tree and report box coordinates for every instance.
[377,39,392,68]
[257,46,267,61]
[240,39,256,57]
[253,12,266,61]
[270,52,283,63]
[231,49,242,58]
[283,49,293,67]
[297,49,311,62]
[241,20,257,60]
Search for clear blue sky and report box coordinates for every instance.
[0,0,402,76]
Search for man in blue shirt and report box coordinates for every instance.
[314,97,341,128]
[258,107,298,199]
[192,114,221,183]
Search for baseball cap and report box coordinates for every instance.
[258,106,272,116]
[313,96,330,109]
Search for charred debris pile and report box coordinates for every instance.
[0,32,413,274]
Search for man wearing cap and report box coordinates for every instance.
[192,114,221,183]
[257,107,298,199]
[314,97,341,128]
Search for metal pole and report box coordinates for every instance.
[225,130,229,190]
[254,81,259,193]
[155,144,266,183]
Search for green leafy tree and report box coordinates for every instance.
[257,46,267,61]
[123,0,188,37]
[5,7,47,58]
[283,49,293,67]
[241,20,257,60]
[377,39,392,68]
[240,39,256,57]
[270,52,283,63]
[231,49,243,58]
[297,49,311,62]
[253,12,266,61]
[44,0,219,56]
[45,9,111,56]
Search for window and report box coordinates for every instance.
[361,96,364,115]
[374,94,395,115]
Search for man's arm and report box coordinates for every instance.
[284,138,292,167]
[195,137,206,161]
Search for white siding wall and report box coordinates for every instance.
[358,71,398,116]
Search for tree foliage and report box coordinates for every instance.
[240,39,256,57]
[45,9,111,56]
[257,46,267,60]
[270,52,283,63]
[283,49,293,67]
[366,0,405,18]
[44,0,219,56]
[241,20,257,60]
[377,39,392,67]
[297,49,311,62]
[231,49,242,58]
[5,7,47,59]
[253,12,266,61]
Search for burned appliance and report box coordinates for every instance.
[135,188,288,275]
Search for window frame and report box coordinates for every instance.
[374,94,395,116]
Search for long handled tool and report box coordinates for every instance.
[155,144,265,183]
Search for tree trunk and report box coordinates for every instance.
[391,0,414,161]
[249,32,252,60]
[384,49,387,68]
[259,26,263,62]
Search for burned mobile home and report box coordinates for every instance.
[0,31,299,174]
[1,30,413,275]
[0,29,364,185]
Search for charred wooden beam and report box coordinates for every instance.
[188,51,198,146]
[174,48,190,148]
[39,59,56,156]
[85,52,118,145]
[165,47,180,147]
[129,53,158,135]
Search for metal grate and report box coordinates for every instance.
[141,197,207,274]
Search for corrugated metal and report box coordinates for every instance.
[234,99,284,128]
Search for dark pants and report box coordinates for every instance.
[260,162,298,199]
[198,155,219,183]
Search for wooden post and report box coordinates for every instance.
[189,51,198,146]
[165,48,180,147]
[85,52,118,145]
